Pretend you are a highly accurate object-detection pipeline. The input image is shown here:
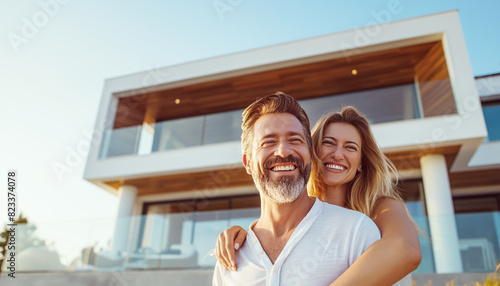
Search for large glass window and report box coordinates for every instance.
[482,102,500,142]
[400,180,500,273]
[453,193,500,272]
[454,194,500,214]
[399,179,435,273]
[456,211,500,272]
[301,84,420,127]
[139,195,260,268]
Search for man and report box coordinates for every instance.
[213,92,380,285]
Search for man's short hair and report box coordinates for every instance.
[241,91,312,158]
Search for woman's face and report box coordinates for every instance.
[318,122,363,190]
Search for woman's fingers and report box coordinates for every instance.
[224,230,238,271]
[234,229,247,251]
[229,228,248,271]
[216,232,232,271]
[216,226,248,271]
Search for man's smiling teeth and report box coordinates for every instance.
[325,164,346,171]
[271,165,296,171]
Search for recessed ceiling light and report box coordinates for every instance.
[175,99,180,104]
[352,69,357,75]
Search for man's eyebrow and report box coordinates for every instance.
[288,131,305,138]
[260,132,304,140]
[260,133,277,140]
[323,136,360,147]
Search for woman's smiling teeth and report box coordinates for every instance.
[271,165,296,172]
[325,163,346,171]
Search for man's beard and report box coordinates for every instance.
[251,155,311,204]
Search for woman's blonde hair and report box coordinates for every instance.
[308,106,402,218]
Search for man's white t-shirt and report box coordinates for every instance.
[213,197,381,286]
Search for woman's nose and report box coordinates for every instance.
[332,147,344,160]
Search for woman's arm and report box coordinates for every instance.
[215,225,248,271]
[330,198,422,286]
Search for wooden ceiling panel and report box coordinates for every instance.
[386,145,461,171]
[113,42,440,129]
[106,167,254,196]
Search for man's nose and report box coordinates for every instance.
[275,140,293,158]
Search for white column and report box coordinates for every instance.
[420,154,463,273]
[141,205,167,253]
[111,185,138,255]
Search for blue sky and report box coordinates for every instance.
[0,0,499,249]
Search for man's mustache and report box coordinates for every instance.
[263,155,305,172]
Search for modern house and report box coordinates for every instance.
[76,10,500,281]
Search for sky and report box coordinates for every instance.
[0,0,499,258]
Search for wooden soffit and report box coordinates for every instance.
[114,41,442,129]
[385,145,461,171]
[106,167,253,196]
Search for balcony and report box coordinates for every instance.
[99,83,424,159]
[85,16,487,189]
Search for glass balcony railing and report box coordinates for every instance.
[2,211,499,273]
[99,83,422,159]
[99,109,244,159]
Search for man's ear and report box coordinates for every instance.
[242,154,252,175]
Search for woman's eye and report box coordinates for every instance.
[322,140,334,145]
[346,145,357,151]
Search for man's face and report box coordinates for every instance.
[244,113,311,204]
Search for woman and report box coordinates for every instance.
[215,106,422,286]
